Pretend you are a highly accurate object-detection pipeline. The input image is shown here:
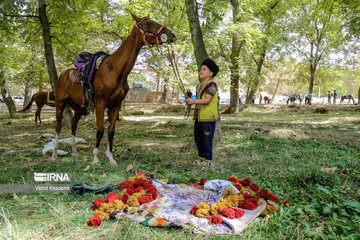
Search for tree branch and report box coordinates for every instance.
[51,35,77,56]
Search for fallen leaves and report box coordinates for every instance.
[83,165,91,171]
[126,164,133,172]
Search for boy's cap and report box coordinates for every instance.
[201,59,219,77]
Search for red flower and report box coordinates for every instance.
[250,183,259,192]
[117,179,133,189]
[233,208,245,218]
[125,187,135,197]
[227,177,238,183]
[87,214,102,228]
[208,215,223,224]
[91,198,106,211]
[134,186,144,193]
[133,178,146,187]
[107,191,120,203]
[234,183,243,191]
[121,194,129,204]
[190,205,199,215]
[136,172,145,178]
[238,198,259,210]
[259,189,280,203]
[199,178,207,186]
[242,193,250,200]
[220,208,235,219]
[280,200,292,207]
[240,178,251,186]
[139,195,154,204]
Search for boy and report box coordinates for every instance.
[186,59,219,168]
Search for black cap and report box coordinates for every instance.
[201,59,219,78]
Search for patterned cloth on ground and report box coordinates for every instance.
[112,179,265,235]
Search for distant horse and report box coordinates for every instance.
[18,91,55,125]
[51,13,176,166]
[287,94,304,105]
[340,95,355,104]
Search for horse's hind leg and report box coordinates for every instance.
[105,106,121,167]
[35,108,41,125]
[70,106,83,156]
[51,101,65,161]
[92,101,105,166]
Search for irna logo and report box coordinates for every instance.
[34,172,71,182]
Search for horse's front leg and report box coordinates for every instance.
[106,105,121,167]
[51,102,65,161]
[92,101,105,166]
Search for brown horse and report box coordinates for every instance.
[340,95,355,104]
[51,14,176,166]
[18,91,55,125]
[263,96,271,104]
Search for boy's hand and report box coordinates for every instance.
[186,98,195,105]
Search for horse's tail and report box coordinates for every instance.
[17,94,35,113]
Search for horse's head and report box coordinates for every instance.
[132,13,177,47]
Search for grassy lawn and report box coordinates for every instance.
[0,103,359,239]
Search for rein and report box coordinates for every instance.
[135,17,166,48]
[167,46,192,120]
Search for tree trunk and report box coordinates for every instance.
[246,42,267,103]
[1,89,17,118]
[358,86,360,104]
[224,0,242,114]
[185,0,222,140]
[23,84,33,108]
[161,77,169,103]
[272,78,281,101]
[0,71,16,118]
[185,0,208,70]
[37,0,58,90]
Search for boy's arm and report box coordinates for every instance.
[186,94,213,105]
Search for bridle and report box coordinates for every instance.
[135,17,166,48]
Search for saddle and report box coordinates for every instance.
[68,51,108,112]
[47,91,56,107]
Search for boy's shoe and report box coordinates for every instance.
[201,159,212,168]
[193,157,204,166]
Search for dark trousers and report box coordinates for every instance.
[194,119,216,160]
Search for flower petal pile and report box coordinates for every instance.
[87,173,157,228]
[190,175,291,224]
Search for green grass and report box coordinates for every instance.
[0,103,359,239]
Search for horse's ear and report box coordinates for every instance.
[131,12,141,23]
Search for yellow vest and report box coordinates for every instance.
[194,81,218,122]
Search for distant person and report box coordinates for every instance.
[238,96,242,104]
[259,94,263,104]
[327,91,332,104]
[186,59,219,168]
[305,93,311,105]
[333,90,337,105]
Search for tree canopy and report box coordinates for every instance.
[0,0,359,108]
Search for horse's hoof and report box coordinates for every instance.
[109,161,118,167]
[49,156,57,161]
[71,152,78,157]
[92,161,101,166]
